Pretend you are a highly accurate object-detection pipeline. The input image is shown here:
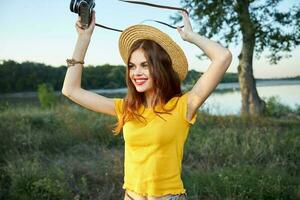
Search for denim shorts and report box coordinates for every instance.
[166,193,187,200]
[125,190,187,200]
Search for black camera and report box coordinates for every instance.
[70,0,95,29]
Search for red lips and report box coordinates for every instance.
[134,77,148,85]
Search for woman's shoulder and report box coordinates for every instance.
[163,92,187,108]
[169,92,187,102]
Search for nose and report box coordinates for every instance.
[133,66,144,75]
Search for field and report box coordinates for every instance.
[0,99,299,200]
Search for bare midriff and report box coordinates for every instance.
[125,189,178,200]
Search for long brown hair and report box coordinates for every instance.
[113,39,183,135]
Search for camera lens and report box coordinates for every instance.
[70,0,78,13]
[69,0,95,29]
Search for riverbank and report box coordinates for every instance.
[0,103,299,199]
[1,79,300,98]
[1,79,300,116]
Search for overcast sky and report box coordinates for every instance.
[0,0,299,78]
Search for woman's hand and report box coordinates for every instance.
[177,11,194,43]
[75,11,96,39]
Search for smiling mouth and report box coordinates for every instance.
[135,79,148,85]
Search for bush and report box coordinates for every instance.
[264,96,292,117]
[37,83,58,109]
[294,104,300,115]
[5,156,71,200]
[0,101,11,112]
[183,166,299,200]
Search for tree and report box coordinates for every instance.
[173,0,300,116]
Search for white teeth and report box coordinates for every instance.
[136,80,147,83]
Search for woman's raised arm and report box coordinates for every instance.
[61,12,116,116]
[177,11,232,121]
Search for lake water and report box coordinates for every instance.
[1,80,299,116]
[202,82,300,115]
[91,80,300,116]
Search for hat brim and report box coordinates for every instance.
[118,24,188,81]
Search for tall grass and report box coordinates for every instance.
[0,100,299,200]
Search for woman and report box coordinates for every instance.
[62,11,232,200]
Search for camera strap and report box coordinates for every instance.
[118,0,188,15]
[95,0,188,32]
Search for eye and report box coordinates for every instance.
[128,64,134,69]
[142,63,148,68]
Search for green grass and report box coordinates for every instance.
[0,101,299,200]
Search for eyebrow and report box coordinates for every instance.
[128,61,148,65]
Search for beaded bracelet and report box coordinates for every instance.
[66,58,85,67]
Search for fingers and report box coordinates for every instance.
[75,16,84,29]
[74,11,95,37]
[177,11,193,42]
[86,11,96,31]
[91,11,96,23]
[177,26,183,34]
[75,20,84,30]
[75,12,95,30]
[182,11,189,24]
[177,26,187,41]
[181,10,192,31]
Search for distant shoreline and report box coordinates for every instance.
[1,79,300,98]
[257,76,300,81]
[215,79,300,90]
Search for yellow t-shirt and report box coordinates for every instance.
[113,92,197,196]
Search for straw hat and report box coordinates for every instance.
[118,24,188,81]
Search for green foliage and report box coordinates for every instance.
[0,103,299,199]
[182,69,201,86]
[0,101,10,112]
[183,70,238,89]
[221,72,238,83]
[37,84,58,109]
[263,96,293,117]
[82,64,126,89]
[0,60,243,94]
[183,167,299,200]
[174,1,300,64]
[6,156,71,200]
[0,60,66,93]
[294,104,300,115]
[0,60,127,93]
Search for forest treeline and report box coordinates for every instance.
[0,60,126,93]
[0,60,248,93]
